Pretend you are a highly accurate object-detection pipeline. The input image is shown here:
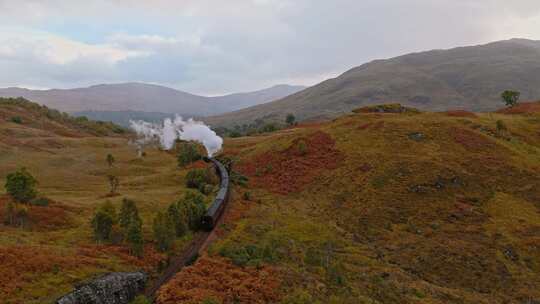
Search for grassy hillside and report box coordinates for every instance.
[159,103,540,303]
[206,39,540,128]
[0,83,306,118]
[0,99,209,303]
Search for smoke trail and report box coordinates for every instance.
[130,116,223,156]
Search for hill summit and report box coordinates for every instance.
[206,38,540,127]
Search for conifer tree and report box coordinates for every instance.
[152,211,175,252]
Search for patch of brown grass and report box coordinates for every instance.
[0,196,73,231]
[496,101,540,114]
[76,244,166,272]
[0,246,98,298]
[238,131,343,194]
[451,128,497,152]
[156,255,281,304]
[445,110,477,118]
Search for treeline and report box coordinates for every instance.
[215,113,296,138]
[0,97,127,136]
[91,144,218,257]
[91,192,206,256]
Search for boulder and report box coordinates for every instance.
[56,272,147,304]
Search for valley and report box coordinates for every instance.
[1,97,538,303]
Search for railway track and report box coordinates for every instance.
[145,157,230,301]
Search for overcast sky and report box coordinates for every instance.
[0,0,539,95]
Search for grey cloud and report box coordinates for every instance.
[0,0,539,94]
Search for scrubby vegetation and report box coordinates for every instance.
[0,97,127,136]
[152,211,175,252]
[159,103,540,304]
[185,168,216,194]
[352,103,420,114]
[5,168,37,203]
[215,118,285,138]
[501,90,520,107]
[176,141,203,167]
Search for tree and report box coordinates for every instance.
[90,201,118,242]
[177,142,202,167]
[106,154,115,167]
[496,120,508,133]
[185,169,210,190]
[501,90,520,107]
[119,198,141,229]
[100,200,118,224]
[168,202,187,237]
[286,113,296,126]
[126,220,144,257]
[107,175,119,195]
[5,168,37,203]
[179,192,206,230]
[10,116,22,124]
[91,209,114,242]
[152,211,175,252]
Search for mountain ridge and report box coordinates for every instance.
[205,38,540,127]
[0,82,307,117]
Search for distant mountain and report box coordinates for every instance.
[0,83,306,118]
[205,38,540,127]
[211,84,307,111]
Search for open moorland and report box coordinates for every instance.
[158,102,540,303]
[0,98,213,303]
[1,97,539,303]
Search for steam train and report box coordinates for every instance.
[201,157,230,231]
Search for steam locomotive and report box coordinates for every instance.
[201,157,230,231]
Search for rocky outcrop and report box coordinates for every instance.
[56,272,147,304]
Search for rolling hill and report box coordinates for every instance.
[205,38,540,127]
[1,95,539,303]
[159,103,540,304]
[0,83,306,118]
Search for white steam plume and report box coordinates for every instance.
[130,116,223,156]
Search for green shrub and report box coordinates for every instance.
[177,142,203,167]
[260,123,278,133]
[119,198,140,229]
[168,202,187,237]
[501,90,520,107]
[231,171,248,187]
[91,210,114,242]
[5,168,37,203]
[178,192,206,230]
[126,220,144,257]
[243,191,252,201]
[201,298,220,304]
[100,200,118,224]
[185,169,210,190]
[106,154,115,167]
[218,242,278,266]
[297,140,307,156]
[130,295,151,304]
[10,116,22,124]
[286,113,296,126]
[31,197,50,206]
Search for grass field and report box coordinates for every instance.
[0,99,203,303]
[159,103,540,303]
[1,98,539,304]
